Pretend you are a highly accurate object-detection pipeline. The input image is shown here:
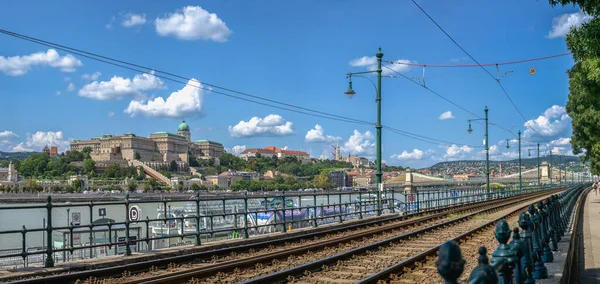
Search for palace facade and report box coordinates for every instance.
[70,121,224,165]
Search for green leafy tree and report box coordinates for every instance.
[72,179,84,191]
[83,158,95,174]
[547,0,600,173]
[191,183,201,191]
[148,178,159,191]
[134,152,141,160]
[127,180,137,192]
[313,172,334,189]
[170,160,178,172]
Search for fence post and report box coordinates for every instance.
[243,192,249,239]
[21,225,27,265]
[44,196,54,268]
[338,188,342,223]
[282,191,287,233]
[195,191,201,245]
[391,189,395,213]
[312,190,318,227]
[124,193,132,256]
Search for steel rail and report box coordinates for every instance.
[120,189,560,284]
[240,189,562,284]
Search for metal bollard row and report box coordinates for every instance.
[436,184,588,284]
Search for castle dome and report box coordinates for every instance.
[178,120,190,132]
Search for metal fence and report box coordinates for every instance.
[0,184,563,269]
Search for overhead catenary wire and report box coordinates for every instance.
[0,28,484,150]
[384,126,484,148]
[386,52,572,68]
[409,0,552,143]
[0,29,372,126]
[382,65,517,138]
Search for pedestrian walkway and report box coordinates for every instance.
[581,190,600,283]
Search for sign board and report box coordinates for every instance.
[71,212,81,226]
[407,195,416,202]
[117,236,137,254]
[129,205,141,222]
[73,233,81,245]
[98,208,106,217]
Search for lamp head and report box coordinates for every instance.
[505,139,510,149]
[345,78,356,99]
[467,121,473,134]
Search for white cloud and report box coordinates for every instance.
[155,6,232,42]
[82,72,101,81]
[122,13,146,27]
[320,150,332,160]
[341,130,375,155]
[444,144,474,159]
[66,82,75,92]
[79,72,164,100]
[391,149,429,160]
[12,131,72,153]
[125,79,204,118]
[64,77,71,82]
[349,56,413,75]
[523,105,571,141]
[0,49,83,76]
[228,114,295,138]
[0,131,18,141]
[229,145,246,155]
[547,11,592,39]
[305,124,342,143]
[108,112,116,117]
[56,90,61,96]
[439,111,455,120]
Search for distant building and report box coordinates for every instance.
[353,173,376,188]
[0,161,18,182]
[70,120,224,165]
[42,145,50,155]
[50,146,58,155]
[217,171,258,189]
[329,170,350,188]
[340,154,370,168]
[239,146,310,161]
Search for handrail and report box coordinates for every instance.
[560,185,591,284]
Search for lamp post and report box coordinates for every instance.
[345,47,384,216]
[467,106,490,198]
[505,131,522,191]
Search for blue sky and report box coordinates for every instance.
[0,0,586,168]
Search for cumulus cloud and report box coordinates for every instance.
[444,144,474,159]
[155,6,231,42]
[79,72,164,100]
[547,11,592,39]
[12,131,72,153]
[122,13,146,27]
[82,72,101,81]
[125,79,204,118]
[0,130,18,143]
[391,148,431,160]
[228,114,294,138]
[227,145,246,155]
[108,112,116,117]
[349,56,413,75]
[0,49,83,76]
[439,111,455,120]
[341,130,375,155]
[305,124,342,143]
[523,105,571,141]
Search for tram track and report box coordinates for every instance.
[9,189,559,284]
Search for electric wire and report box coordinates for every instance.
[385,52,572,68]
[409,0,551,142]
[0,28,487,150]
[0,29,375,126]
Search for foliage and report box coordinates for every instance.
[547,0,600,173]
[83,158,95,174]
[127,180,137,192]
[72,179,84,190]
[313,172,335,189]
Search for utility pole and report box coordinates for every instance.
[537,143,540,186]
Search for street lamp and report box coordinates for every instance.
[344,47,384,216]
[466,106,490,198]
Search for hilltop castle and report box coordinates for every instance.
[70,120,224,165]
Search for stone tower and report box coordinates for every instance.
[178,120,191,143]
[7,160,16,182]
